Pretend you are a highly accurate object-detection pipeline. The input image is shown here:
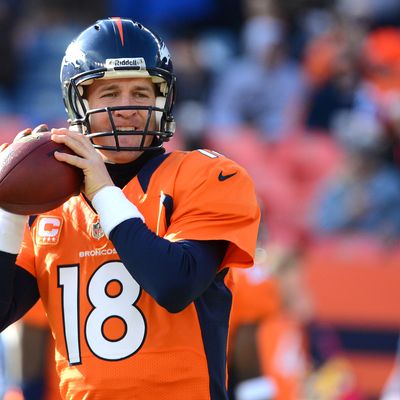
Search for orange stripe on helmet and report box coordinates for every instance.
[111,17,124,46]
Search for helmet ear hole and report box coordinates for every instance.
[155,96,166,129]
[76,98,89,120]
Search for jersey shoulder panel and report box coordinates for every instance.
[161,149,256,199]
[164,149,261,270]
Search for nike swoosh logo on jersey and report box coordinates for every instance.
[218,171,237,181]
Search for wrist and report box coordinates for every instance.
[92,186,144,237]
[86,180,114,202]
[0,208,28,253]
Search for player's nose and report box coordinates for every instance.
[113,105,138,118]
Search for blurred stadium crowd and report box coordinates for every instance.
[1,0,400,399]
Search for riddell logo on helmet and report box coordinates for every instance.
[106,58,146,69]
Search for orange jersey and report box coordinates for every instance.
[21,299,48,328]
[16,149,260,400]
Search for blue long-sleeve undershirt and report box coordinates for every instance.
[109,218,228,313]
[0,252,39,331]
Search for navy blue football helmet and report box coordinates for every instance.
[60,17,176,151]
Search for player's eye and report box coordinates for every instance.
[100,91,118,98]
[134,91,150,98]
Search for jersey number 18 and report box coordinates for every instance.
[58,261,146,364]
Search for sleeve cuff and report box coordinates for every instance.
[0,209,28,254]
[91,186,144,237]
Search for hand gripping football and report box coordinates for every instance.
[0,131,83,214]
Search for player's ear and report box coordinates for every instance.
[69,124,83,133]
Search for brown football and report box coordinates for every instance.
[0,131,83,214]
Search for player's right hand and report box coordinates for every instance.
[50,127,114,201]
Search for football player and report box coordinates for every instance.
[0,18,260,399]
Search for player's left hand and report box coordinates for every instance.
[51,128,114,201]
[0,124,49,152]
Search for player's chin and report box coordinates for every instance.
[101,149,143,164]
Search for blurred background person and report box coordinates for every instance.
[229,242,313,400]
[207,11,306,142]
[18,301,60,400]
[307,110,400,243]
